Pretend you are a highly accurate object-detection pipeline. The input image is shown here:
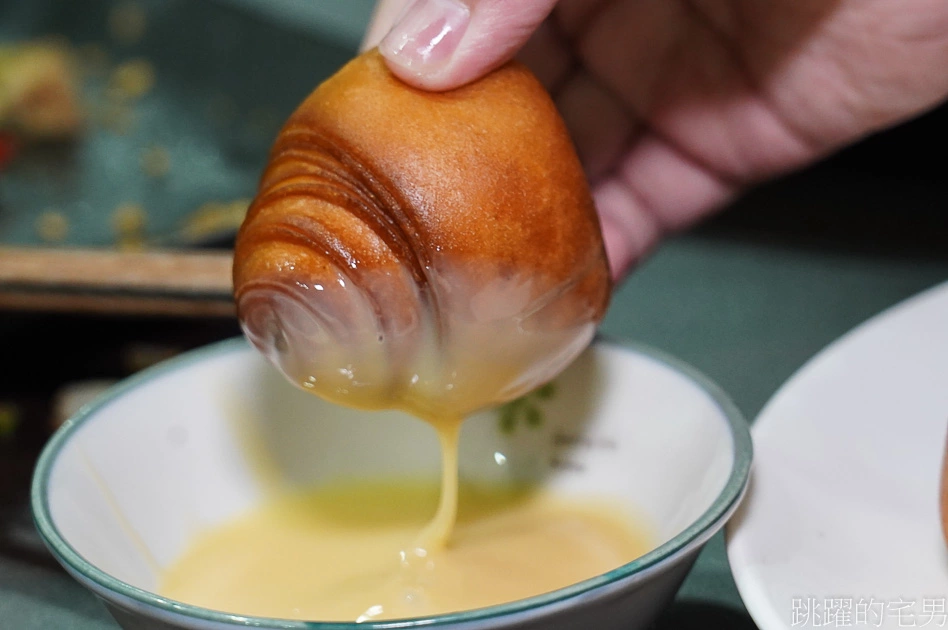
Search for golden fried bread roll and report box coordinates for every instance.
[233,50,610,420]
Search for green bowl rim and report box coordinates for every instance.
[31,336,753,629]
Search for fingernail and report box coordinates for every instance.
[379,0,470,73]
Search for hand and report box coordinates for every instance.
[364,0,948,279]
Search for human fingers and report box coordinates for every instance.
[374,0,559,91]
[361,0,414,52]
[594,132,738,280]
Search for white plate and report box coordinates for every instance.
[727,280,948,630]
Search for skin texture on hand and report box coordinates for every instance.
[364,0,948,279]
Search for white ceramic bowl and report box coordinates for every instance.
[32,338,751,630]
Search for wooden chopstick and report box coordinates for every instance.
[0,247,236,317]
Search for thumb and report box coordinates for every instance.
[377,0,558,91]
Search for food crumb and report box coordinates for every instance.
[122,343,182,373]
[182,199,250,242]
[35,209,70,242]
[140,145,170,178]
[112,202,147,249]
[108,2,147,46]
[108,58,155,101]
[0,403,19,440]
[0,40,84,139]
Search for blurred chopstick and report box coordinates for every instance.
[0,247,235,317]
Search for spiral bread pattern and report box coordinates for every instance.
[234,50,611,420]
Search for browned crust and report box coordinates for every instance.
[234,49,610,331]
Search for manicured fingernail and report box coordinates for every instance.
[379,0,470,73]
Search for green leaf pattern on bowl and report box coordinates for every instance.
[498,382,557,434]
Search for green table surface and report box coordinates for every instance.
[3,233,946,629]
[2,1,948,628]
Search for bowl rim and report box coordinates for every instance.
[32,336,752,629]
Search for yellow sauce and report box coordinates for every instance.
[188,267,634,621]
[415,418,461,550]
[159,477,652,621]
